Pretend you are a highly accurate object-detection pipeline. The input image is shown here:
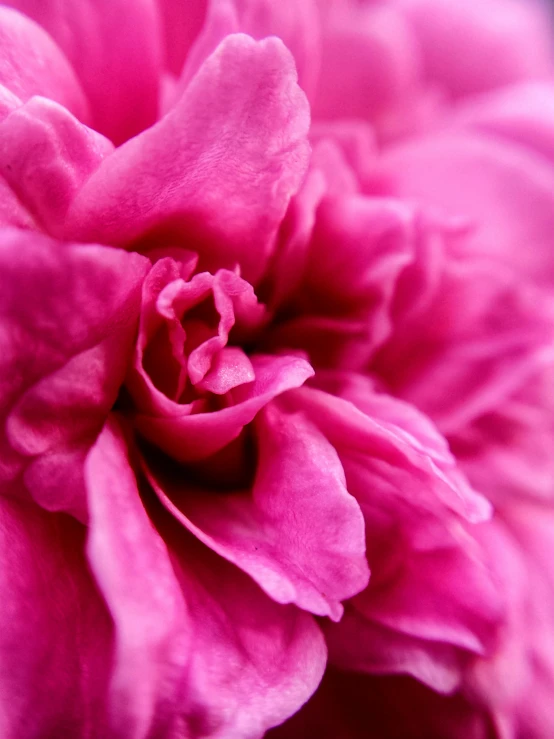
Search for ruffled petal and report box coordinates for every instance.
[63,34,310,285]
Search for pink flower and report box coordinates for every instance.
[1,1,554,737]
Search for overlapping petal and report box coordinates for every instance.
[0,229,148,518]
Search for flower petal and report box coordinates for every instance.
[63,34,310,285]
[0,495,113,737]
[144,401,368,620]
[85,417,190,739]
[0,229,148,518]
[0,96,113,233]
[146,486,328,738]
[0,6,89,120]
[5,0,162,143]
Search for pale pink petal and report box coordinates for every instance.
[0,229,148,518]
[85,417,190,739]
[380,131,554,284]
[0,6,89,121]
[0,96,113,233]
[395,0,554,98]
[453,82,554,166]
[144,401,368,620]
[5,0,162,143]
[0,494,113,737]
[63,34,310,285]
[312,1,423,137]
[148,494,327,738]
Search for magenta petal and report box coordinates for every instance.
[64,34,311,284]
[85,417,190,739]
[5,0,162,143]
[0,495,113,737]
[0,7,89,121]
[145,401,368,620]
[149,498,327,738]
[0,97,114,233]
[134,353,314,462]
[0,229,149,518]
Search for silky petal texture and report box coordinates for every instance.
[63,34,311,285]
[0,229,149,518]
[0,96,114,232]
[178,0,321,99]
[395,0,554,99]
[0,495,113,738]
[4,0,162,143]
[146,488,328,739]
[380,131,554,284]
[0,7,89,121]
[85,417,190,739]
[144,402,368,621]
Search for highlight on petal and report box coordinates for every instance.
[0,6,89,121]
[5,0,162,142]
[0,228,149,518]
[63,33,311,285]
[143,401,368,621]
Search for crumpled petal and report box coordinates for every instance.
[0,228,149,519]
[0,6,89,121]
[144,401,368,621]
[63,34,310,285]
[0,494,113,738]
[4,0,162,143]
